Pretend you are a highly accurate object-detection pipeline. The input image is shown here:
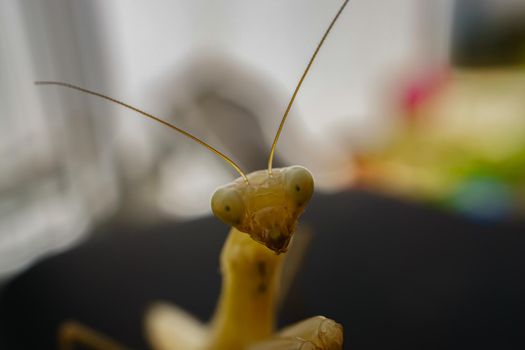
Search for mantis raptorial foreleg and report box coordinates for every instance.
[145,303,207,350]
[58,320,129,350]
[249,316,344,350]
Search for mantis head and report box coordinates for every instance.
[211,166,313,254]
[36,0,347,255]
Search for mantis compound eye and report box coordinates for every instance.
[285,166,314,207]
[211,187,245,226]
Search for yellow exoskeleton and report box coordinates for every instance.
[38,1,349,349]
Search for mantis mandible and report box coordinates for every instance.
[37,1,349,349]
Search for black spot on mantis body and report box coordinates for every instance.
[257,283,267,294]
[257,261,267,277]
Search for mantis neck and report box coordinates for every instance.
[208,228,284,350]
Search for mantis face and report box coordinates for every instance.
[36,0,346,255]
[211,166,314,254]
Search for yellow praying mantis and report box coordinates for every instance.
[36,1,349,349]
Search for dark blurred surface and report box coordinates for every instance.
[1,190,525,350]
[452,0,525,67]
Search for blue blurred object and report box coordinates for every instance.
[450,177,514,222]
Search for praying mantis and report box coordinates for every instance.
[37,1,349,349]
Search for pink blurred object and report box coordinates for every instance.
[401,66,451,116]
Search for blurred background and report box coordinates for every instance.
[1,0,524,349]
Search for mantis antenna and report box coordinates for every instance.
[267,0,350,175]
[34,81,248,182]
